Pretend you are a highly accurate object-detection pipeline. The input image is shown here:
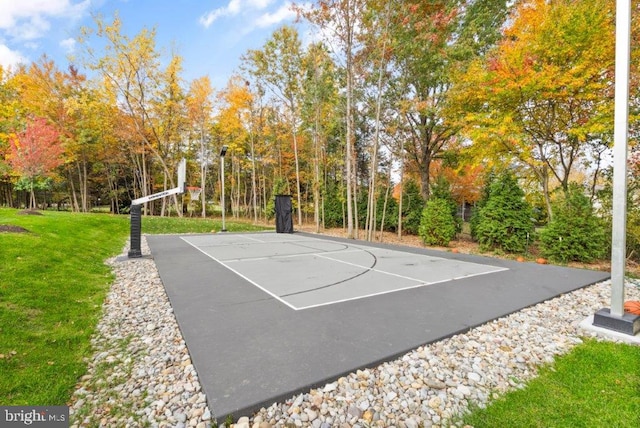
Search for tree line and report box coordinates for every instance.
[1,0,640,259]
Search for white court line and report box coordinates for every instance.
[181,235,509,311]
[316,252,508,284]
[180,237,299,311]
[237,235,267,243]
[295,271,503,310]
[185,236,329,247]
[224,249,363,263]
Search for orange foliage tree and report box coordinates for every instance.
[8,117,63,208]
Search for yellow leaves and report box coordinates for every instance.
[213,76,256,156]
[187,76,214,126]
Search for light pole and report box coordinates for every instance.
[220,145,228,232]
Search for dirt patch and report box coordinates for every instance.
[0,224,29,233]
[17,209,43,216]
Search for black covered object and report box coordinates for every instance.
[275,195,294,233]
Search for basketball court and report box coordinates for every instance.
[146,231,609,422]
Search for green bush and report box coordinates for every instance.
[419,197,458,246]
[539,185,606,263]
[597,168,640,262]
[470,171,495,240]
[473,172,535,253]
[401,179,425,235]
[375,185,398,232]
[266,177,289,220]
[322,181,345,228]
[430,175,462,233]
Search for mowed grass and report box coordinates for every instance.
[0,208,271,406]
[462,339,640,427]
[0,208,130,405]
[142,214,272,234]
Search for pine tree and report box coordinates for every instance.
[474,172,535,253]
[540,184,606,263]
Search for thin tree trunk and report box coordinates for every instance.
[379,182,391,242]
[366,2,389,242]
[292,130,303,226]
[397,139,405,240]
[251,133,258,223]
[68,170,80,212]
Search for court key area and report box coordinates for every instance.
[180,233,508,310]
[146,231,609,423]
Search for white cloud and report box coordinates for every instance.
[199,0,275,28]
[254,3,296,28]
[0,0,89,41]
[0,44,28,69]
[60,37,76,53]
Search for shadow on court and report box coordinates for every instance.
[146,232,609,423]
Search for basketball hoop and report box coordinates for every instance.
[186,186,202,201]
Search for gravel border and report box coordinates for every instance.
[69,237,640,427]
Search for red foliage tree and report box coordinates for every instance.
[8,116,63,208]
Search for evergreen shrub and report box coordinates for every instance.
[539,184,606,263]
[401,179,425,235]
[473,172,535,253]
[419,197,458,246]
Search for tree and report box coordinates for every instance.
[473,172,535,253]
[539,184,606,263]
[243,26,306,226]
[0,65,22,206]
[299,0,368,238]
[400,178,425,235]
[419,197,458,246]
[186,76,214,217]
[214,76,252,218]
[454,0,615,221]
[8,117,63,208]
[389,0,509,199]
[301,42,339,233]
[79,15,186,216]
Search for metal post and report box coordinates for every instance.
[128,204,142,258]
[610,0,631,317]
[591,0,640,336]
[220,145,228,232]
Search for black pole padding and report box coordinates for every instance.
[128,204,143,258]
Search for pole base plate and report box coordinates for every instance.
[593,308,640,336]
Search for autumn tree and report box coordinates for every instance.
[8,117,63,208]
[454,0,615,220]
[152,53,188,216]
[186,76,214,217]
[301,42,339,232]
[14,58,90,210]
[242,25,306,226]
[388,0,509,200]
[360,0,393,241]
[299,0,368,238]
[79,15,186,216]
[0,65,23,206]
[214,76,252,218]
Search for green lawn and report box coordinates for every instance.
[462,339,640,427]
[0,208,270,406]
[0,209,129,405]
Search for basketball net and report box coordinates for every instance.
[187,187,202,202]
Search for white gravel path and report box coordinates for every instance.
[69,237,640,428]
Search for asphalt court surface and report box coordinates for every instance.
[146,232,610,422]
[181,233,508,310]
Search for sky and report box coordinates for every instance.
[0,0,304,88]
